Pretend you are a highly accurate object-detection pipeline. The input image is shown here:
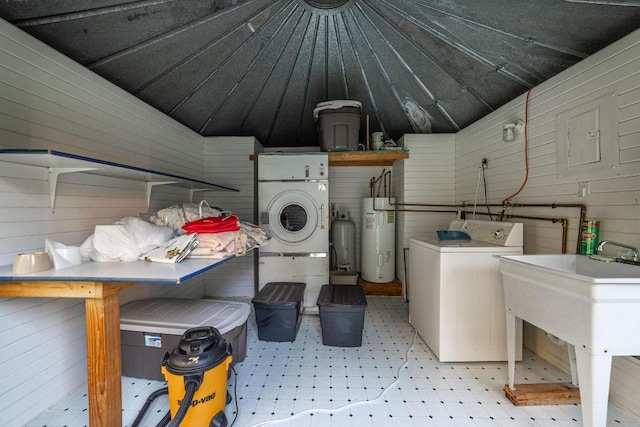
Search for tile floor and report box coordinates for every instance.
[26,296,640,427]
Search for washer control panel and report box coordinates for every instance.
[460,220,523,246]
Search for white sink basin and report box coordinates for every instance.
[503,254,640,282]
[499,254,640,427]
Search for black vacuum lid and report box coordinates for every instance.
[164,326,231,375]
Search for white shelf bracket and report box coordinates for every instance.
[49,167,100,211]
[189,188,210,203]
[146,181,178,207]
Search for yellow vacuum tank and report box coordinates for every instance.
[162,326,232,427]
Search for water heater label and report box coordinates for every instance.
[366,216,374,229]
[387,212,394,223]
[144,334,162,347]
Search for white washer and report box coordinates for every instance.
[258,153,329,307]
[409,219,524,362]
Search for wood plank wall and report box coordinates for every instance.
[455,29,640,418]
[202,137,260,298]
[393,134,456,295]
[0,19,213,425]
[1,13,640,425]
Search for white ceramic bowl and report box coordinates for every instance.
[12,251,53,274]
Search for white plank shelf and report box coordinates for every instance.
[0,149,239,210]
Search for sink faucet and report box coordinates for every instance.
[596,240,639,261]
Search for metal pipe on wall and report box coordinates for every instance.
[387,200,586,254]
[365,167,587,253]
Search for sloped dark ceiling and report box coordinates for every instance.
[1,0,639,148]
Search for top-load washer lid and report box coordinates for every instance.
[417,219,523,251]
[409,237,523,253]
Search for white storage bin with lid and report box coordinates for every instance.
[120,297,250,381]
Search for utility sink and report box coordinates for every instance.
[505,253,640,281]
[499,254,640,427]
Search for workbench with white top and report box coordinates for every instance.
[0,257,236,427]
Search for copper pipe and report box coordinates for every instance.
[366,172,587,253]
[393,202,468,208]
[394,209,459,214]
[369,170,392,199]
[489,203,585,254]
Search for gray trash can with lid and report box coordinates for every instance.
[317,284,367,347]
[252,282,306,342]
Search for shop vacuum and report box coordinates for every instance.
[132,326,233,427]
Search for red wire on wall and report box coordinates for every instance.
[502,87,535,205]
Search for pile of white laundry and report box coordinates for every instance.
[150,202,269,259]
[187,221,268,260]
[80,202,268,263]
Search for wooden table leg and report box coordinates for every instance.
[0,280,135,427]
[85,284,133,427]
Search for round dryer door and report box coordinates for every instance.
[264,189,320,247]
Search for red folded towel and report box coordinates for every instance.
[182,214,240,234]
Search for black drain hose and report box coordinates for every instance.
[167,375,202,427]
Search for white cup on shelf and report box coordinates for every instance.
[371,132,384,150]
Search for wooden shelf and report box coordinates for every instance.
[250,151,409,167]
[329,150,409,166]
[359,277,403,296]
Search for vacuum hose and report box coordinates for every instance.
[130,387,169,427]
[167,375,202,427]
[132,373,205,427]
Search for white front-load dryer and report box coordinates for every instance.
[258,180,329,254]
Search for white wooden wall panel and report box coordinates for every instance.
[610,357,640,419]
[394,134,456,296]
[1,12,639,424]
[455,29,640,418]
[0,19,202,174]
[0,168,206,426]
[0,20,210,425]
[202,137,259,297]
